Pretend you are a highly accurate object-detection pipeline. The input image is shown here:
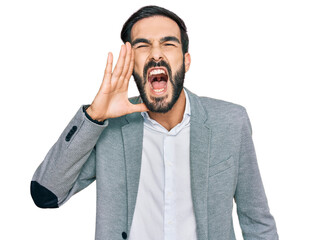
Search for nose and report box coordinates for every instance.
[149,45,163,62]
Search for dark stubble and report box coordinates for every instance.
[132,59,186,113]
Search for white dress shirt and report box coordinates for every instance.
[129,90,197,240]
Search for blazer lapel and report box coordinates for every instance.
[121,108,144,231]
[187,89,211,240]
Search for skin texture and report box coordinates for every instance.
[87,16,191,131]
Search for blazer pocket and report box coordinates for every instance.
[209,156,234,177]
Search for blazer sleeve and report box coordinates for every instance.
[234,109,279,239]
[30,106,108,208]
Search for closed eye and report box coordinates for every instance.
[164,43,176,47]
[136,45,149,49]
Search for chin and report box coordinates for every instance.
[142,85,183,113]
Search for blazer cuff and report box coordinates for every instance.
[82,105,107,126]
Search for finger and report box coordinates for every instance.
[117,42,132,88]
[101,52,113,89]
[123,44,135,88]
[111,44,127,81]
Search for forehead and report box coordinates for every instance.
[131,16,181,41]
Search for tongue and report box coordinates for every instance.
[151,80,167,89]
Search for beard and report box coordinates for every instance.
[132,59,186,113]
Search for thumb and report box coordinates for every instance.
[129,103,149,114]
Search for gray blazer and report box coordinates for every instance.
[31,89,278,240]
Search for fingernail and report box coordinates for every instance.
[107,52,112,60]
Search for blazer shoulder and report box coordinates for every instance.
[199,96,246,111]
[198,96,248,124]
[128,96,142,104]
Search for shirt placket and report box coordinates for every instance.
[163,134,175,240]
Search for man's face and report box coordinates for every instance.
[131,16,191,113]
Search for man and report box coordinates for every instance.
[31,5,278,240]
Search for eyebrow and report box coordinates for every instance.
[131,36,181,47]
[160,36,180,44]
[132,38,151,47]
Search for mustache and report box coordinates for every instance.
[143,60,172,81]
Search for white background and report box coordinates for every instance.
[0,0,308,239]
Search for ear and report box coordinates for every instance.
[184,52,191,72]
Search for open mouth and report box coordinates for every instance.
[147,67,168,94]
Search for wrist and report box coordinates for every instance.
[83,105,106,124]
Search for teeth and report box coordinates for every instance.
[149,69,166,76]
[153,88,165,93]
[150,83,166,93]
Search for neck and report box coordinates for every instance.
[148,89,186,131]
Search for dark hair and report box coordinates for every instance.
[121,5,189,54]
